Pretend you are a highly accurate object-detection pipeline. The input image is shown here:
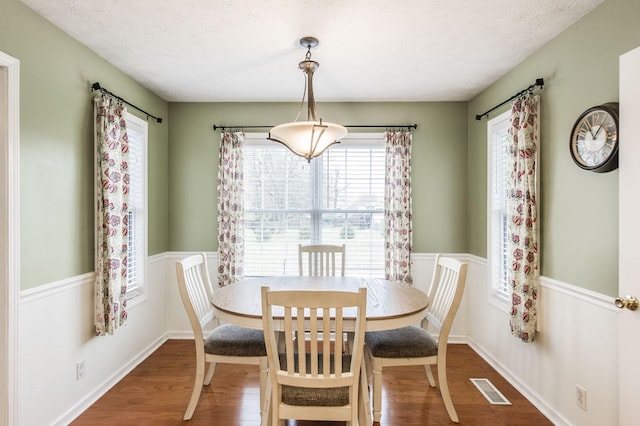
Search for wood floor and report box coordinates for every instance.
[71,340,552,426]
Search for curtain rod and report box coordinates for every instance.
[475,78,544,120]
[91,82,163,123]
[212,124,418,130]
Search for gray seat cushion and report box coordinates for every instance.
[279,352,351,406]
[365,326,438,358]
[204,324,267,357]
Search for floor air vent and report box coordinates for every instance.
[470,378,512,405]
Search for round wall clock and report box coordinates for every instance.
[569,102,619,173]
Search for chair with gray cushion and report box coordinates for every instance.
[176,253,268,421]
[365,254,468,423]
[261,286,367,424]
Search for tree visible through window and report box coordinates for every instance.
[243,134,385,277]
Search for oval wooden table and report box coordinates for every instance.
[211,276,430,426]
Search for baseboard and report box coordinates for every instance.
[466,337,569,426]
[53,333,169,425]
[447,334,468,344]
[167,331,195,339]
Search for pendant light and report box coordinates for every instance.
[268,37,348,161]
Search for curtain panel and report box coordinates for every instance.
[507,93,540,343]
[217,131,245,286]
[384,130,413,285]
[94,96,129,336]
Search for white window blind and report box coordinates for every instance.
[243,134,385,277]
[123,113,147,299]
[488,111,511,304]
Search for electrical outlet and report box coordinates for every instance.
[76,360,86,380]
[576,385,587,411]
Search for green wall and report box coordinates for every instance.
[468,0,640,296]
[168,102,468,254]
[1,0,170,290]
[4,0,637,296]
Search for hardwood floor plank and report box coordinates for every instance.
[71,340,552,425]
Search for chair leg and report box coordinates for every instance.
[271,385,282,426]
[350,383,358,425]
[424,363,436,387]
[183,356,206,420]
[437,357,459,423]
[261,373,272,426]
[203,361,216,385]
[259,358,269,421]
[371,358,383,422]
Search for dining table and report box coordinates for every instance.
[211,275,430,425]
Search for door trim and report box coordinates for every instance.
[0,50,20,426]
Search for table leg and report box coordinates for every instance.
[359,360,373,425]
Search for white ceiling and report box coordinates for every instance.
[20,0,602,102]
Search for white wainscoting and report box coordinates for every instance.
[18,254,168,426]
[19,252,618,425]
[463,255,618,426]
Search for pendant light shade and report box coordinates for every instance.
[269,37,347,161]
[269,120,347,159]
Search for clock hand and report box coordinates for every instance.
[594,124,603,137]
[585,119,596,138]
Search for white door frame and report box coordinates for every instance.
[0,50,20,426]
[618,45,640,426]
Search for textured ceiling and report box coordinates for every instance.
[20,0,603,102]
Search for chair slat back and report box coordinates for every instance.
[425,255,468,337]
[262,287,366,389]
[176,253,215,339]
[298,244,346,276]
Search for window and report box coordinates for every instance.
[123,113,148,301]
[488,110,511,307]
[243,133,385,277]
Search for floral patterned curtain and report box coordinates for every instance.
[384,130,413,285]
[94,96,129,336]
[217,131,245,286]
[507,93,540,343]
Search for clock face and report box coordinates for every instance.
[570,103,619,172]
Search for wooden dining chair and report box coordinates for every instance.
[364,254,468,423]
[298,244,346,276]
[261,286,367,425]
[298,244,349,349]
[175,253,268,421]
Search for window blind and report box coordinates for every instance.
[490,121,510,301]
[243,135,385,277]
[125,118,146,296]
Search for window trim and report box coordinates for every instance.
[487,109,511,311]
